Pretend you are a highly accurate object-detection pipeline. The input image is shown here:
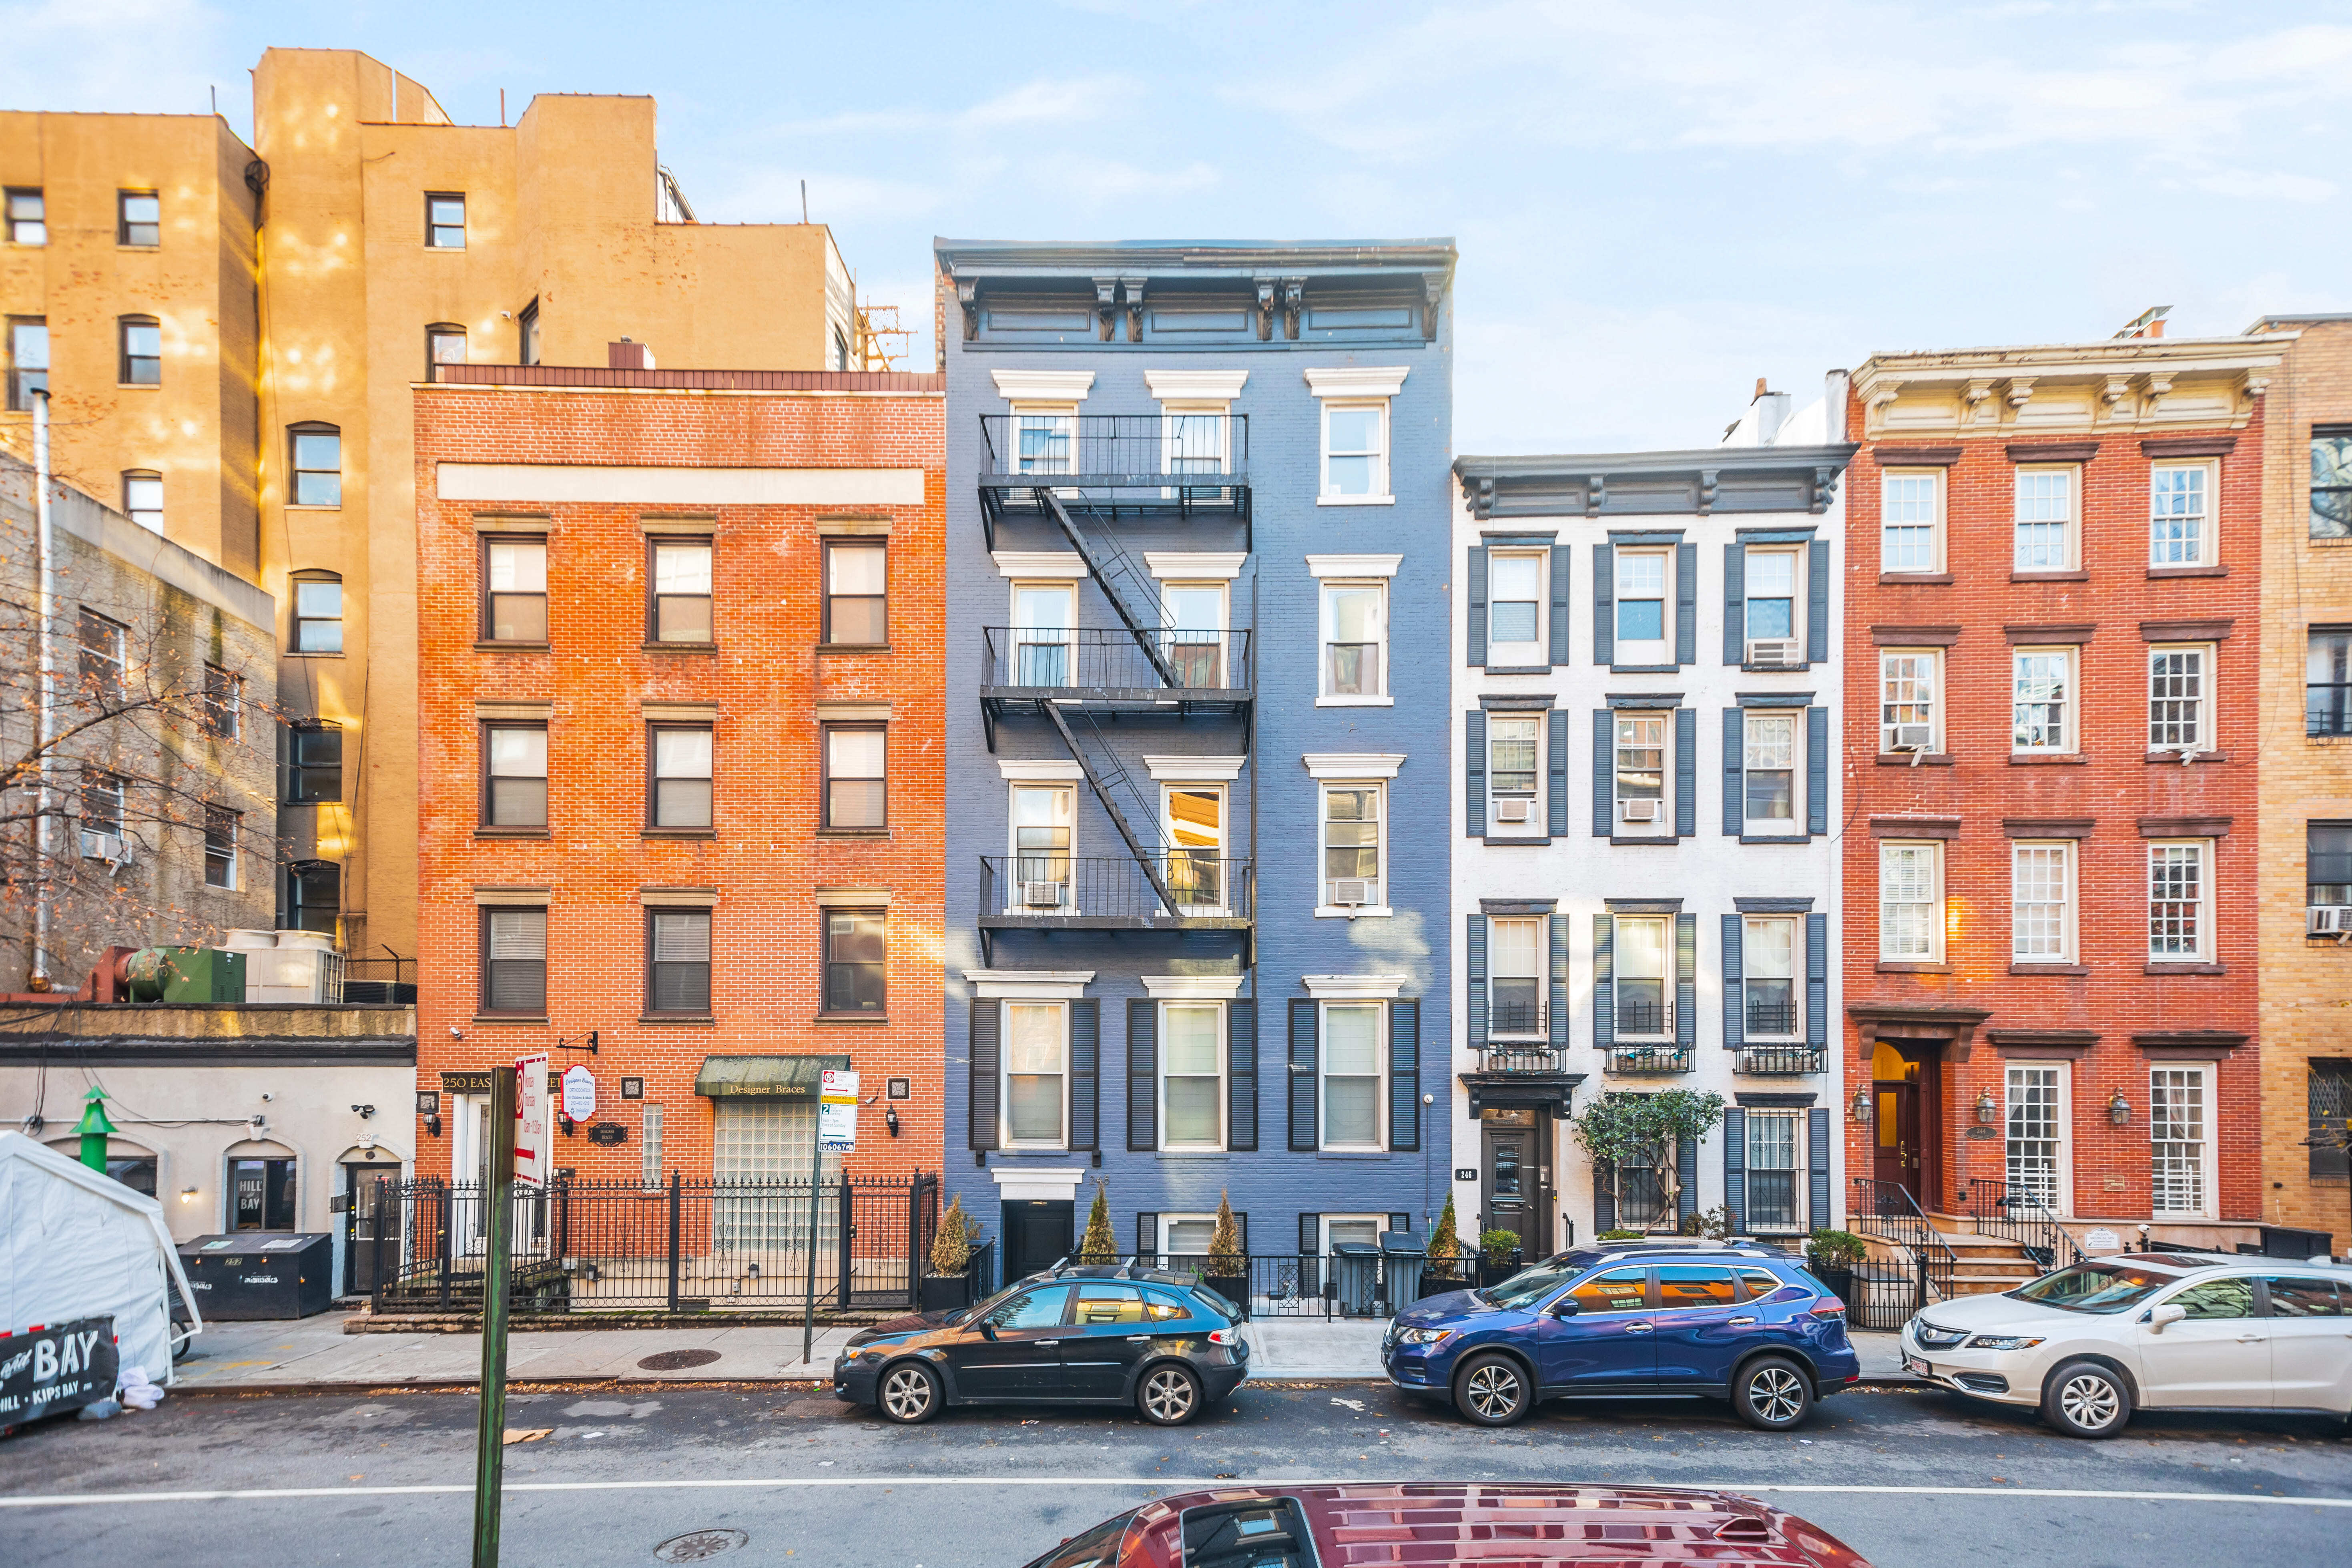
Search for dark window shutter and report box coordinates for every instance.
[1464,709,1486,837]
[1298,1212,1320,1255]
[1237,1212,1249,1255]
[1593,1171,1617,1235]
[1806,538,1830,666]
[1592,914,1615,1046]
[969,999,1000,1150]
[1808,1108,1832,1229]
[1548,545,1572,667]
[1591,709,1612,838]
[1722,708,1744,837]
[1228,1000,1257,1152]
[1593,542,1614,666]
[1806,912,1828,1050]
[1127,998,1157,1151]
[1548,913,1569,1048]
[1723,542,1746,666]
[1388,1211,1411,1239]
[1467,546,1489,667]
[1673,707,1697,838]
[1675,912,1697,1046]
[1722,914,1745,1048]
[1069,998,1099,1152]
[1288,999,1318,1152]
[1388,999,1420,1152]
[1723,1107,1748,1235]
[1546,708,1569,836]
[1466,915,1489,1047]
[1674,541,1697,666]
[1676,1133,1699,1227]
[1136,1211,1159,1260]
[1806,706,1829,836]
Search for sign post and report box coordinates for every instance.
[470,1062,518,1568]
[802,1070,859,1365]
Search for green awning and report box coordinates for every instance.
[693,1054,850,1099]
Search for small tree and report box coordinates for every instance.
[1570,1089,1728,1233]
[1078,1179,1117,1264]
[1208,1190,1244,1273]
[1427,1192,1463,1276]
[927,1195,972,1276]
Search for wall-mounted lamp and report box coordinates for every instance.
[884,1108,901,1137]
[2107,1090,2131,1126]
[179,1187,198,1204]
[1849,1091,1872,1125]
[1975,1090,1998,1124]
[425,1114,443,1138]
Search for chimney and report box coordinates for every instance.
[2147,319,2165,338]
[1753,377,1770,402]
[608,337,656,371]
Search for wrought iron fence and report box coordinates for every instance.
[1486,999,1547,1036]
[981,626,1253,693]
[1613,999,1672,1037]
[1963,1179,2084,1273]
[1744,997,1798,1034]
[980,855,1254,924]
[1849,1175,1957,1317]
[1737,1044,1825,1076]
[978,414,1249,485]
[1480,1045,1566,1074]
[1605,1043,1693,1074]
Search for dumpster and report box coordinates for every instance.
[1330,1241,1382,1318]
[1379,1229,1427,1305]
[176,1234,334,1319]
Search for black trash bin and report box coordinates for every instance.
[1330,1241,1382,1318]
[1379,1229,1427,1307]
[2255,1225,2334,1261]
[177,1234,335,1319]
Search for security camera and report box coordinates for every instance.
[449,1026,464,1039]
[259,1092,273,1103]
[351,1104,376,1119]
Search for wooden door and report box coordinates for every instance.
[1873,1082,1922,1201]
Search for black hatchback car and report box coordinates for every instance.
[831,1265,1249,1426]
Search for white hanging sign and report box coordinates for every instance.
[819,1069,860,1153]
[562,1063,597,1122]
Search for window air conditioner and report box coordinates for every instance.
[1021,880,1068,909]
[2309,904,2350,936]
[1746,638,1801,668]
[1889,723,1934,752]
[79,830,128,862]
[1494,798,1534,824]
[1618,799,1662,824]
[1329,879,1374,907]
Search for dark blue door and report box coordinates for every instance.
[1650,1265,1762,1385]
[1536,1266,1654,1390]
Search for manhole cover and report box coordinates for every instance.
[654,1528,748,1562]
[637,1348,723,1371]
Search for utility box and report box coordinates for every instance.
[175,1234,333,1319]
[124,946,245,1004]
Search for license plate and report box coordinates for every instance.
[1904,1355,1930,1377]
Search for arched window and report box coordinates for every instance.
[122,470,163,532]
[118,315,161,385]
[289,423,341,507]
[290,570,343,653]
[427,323,466,379]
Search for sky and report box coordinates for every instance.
[7,0,2348,451]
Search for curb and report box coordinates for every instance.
[172,1371,1925,1397]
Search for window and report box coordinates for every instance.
[1613,711,1668,833]
[989,1285,1074,1330]
[1012,406,1074,474]
[1488,552,1545,661]
[228,1158,296,1231]
[1319,784,1384,907]
[1744,548,1800,650]
[1004,1001,1067,1148]
[1879,840,1944,962]
[641,1102,664,1187]
[427,323,467,377]
[202,663,240,739]
[1654,1265,1737,1310]
[123,472,163,533]
[1320,1001,1385,1148]
[823,725,885,829]
[1164,785,1226,911]
[482,724,548,829]
[1880,649,1940,752]
[822,909,885,1015]
[1320,581,1385,699]
[2011,647,2075,753]
[203,806,238,889]
[6,189,44,245]
[1162,405,1230,476]
[823,541,885,645]
[2150,1067,2210,1217]
[2005,1064,2065,1211]
[481,908,548,1015]
[284,721,343,803]
[2149,645,2212,752]
[2262,1274,2346,1317]
[1489,916,1543,1035]
[1745,1113,1801,1231]
[283,859,339,934]
[1488,714,1539,827]
[1743,711,1798,830]
[1744,916,1797,1036]
[649,725,714,829]
[425,192,466,249]
[2311,428,2352,539]
[1615,916,1670,1037]
[7,319,47,409]
[290,575,342,652]
[518,300,540,365]
[1320,402,1387,499]
[650,539,713,643]
[1881,469,1943,572]
[647,909,712,1016]
[1614,548,1670,663]
[118,191,159,247]
[1160,1215,1218,1257]
[2310,823,2352,921]
[2150,464,2212,566]
[2013,466,2076,571]
[1010,784,1073,907]
[2310,1061,2351,1180]
[1011,581,1074,685]
[80,770,124,837]
[1161,1001,1225,1149]
[78,608,126,701]
[118,316,161,385]
[2011,841,2075,962]
[290,426,341,507]
[2148,841,2212,961]
[2308,628,2352,736]
[1565,1266,1649,1313]
[1074,1283,1148,1325]
[482,538,548,642]
[1160,581,1226,688]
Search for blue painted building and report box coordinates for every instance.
[935,240,1457,1305]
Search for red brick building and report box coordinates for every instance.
[411,362,943,1193]
[1843,332,2287,1251]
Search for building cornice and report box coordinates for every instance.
[1455,445,1854,522]
[1852,337,2289,441]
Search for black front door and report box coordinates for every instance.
[1004,1198,1074,1282]
[1483,1114,1546,1261]
[342,1162,403,1295]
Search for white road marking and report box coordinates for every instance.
[1,1478,2347,1510]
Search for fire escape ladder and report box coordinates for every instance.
[1043,701,1178,913]
[1037,488,1180,688]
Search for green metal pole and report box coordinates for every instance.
[472,1066,517,1568]
[802,1093,821,1367]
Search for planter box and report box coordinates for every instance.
[1417,1270,1471,1302]
[1476,1256,1523,1289]
[919,1273,971,1314]
[1204,1274,1249,1320]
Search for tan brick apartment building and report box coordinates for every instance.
[1843,332,2286,1253]
[411,365,943,1189]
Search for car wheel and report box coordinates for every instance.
[1731,1356,1814,1431]
[2041,1359,2131,1439]
[1137,1363,1203,1426]
[1453,1353,1532,1427]
[876,1360,942,1425]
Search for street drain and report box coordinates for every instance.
[637,1349,724,1371]
[654,1528,748,1562]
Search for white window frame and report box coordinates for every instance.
[1318,1002,1388,1151]
[1486,549,1548,666]
[2010,840,2077,964]
[1487,914,1545,1038]
[1879,839,1945,963]
[1157,578,1230,691]
[1008,578,1078,687]
[1612,709,1672,838]
[1613,546,1673,666]
[2004,1062,2073,1216]
[2149,1065,2215,1220]
[1741,709,1801,836]
[1158,1212,1220,1257]
[1008,401,1078,477]
[1316,781,1389,918]
[2013,464,2079,572]
[1879,648,1942,754]
[1006,781,1077,916]
[2147,642,2215,755]
[2147,839,2215,963]
[2149,460,2216,568]
[1613,914,1673,1040]
[1881,468,1945,574]
[1317,400,1389,504]
[1158,401,1231,478]
[1317,578,1390,705]
[1742,915,1800,1039]
[1162,781,1228,916]
[1001,999,1070,1151]
[1158,999,1227,1151]
[1740,544,1804,657]
[2011,646,2078,756]
[1486,711,1544,836]
[1319,1213,1391,1253]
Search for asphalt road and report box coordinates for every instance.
[3,1380,2346,1567]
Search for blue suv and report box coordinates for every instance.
[1383,1242,1861,1429]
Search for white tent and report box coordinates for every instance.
[0,1130,200,1386]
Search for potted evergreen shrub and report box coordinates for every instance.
[1419,1193,1470,1301]
[1805,1227,1868,1315]
[1078,1181,1118,1264]
[921,1196,976,1314]
[1204,1191,1248,1319]
[1477,1228,1523,1288]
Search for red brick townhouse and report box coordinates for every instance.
[1843,328,2287,1256]
[411,359,944,1197]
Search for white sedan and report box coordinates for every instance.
[1898,1251,2352,1437]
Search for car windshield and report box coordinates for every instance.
[2009,1262,2179,1314]
[1020,1509,1136,1568]
[1479,1257,1589,1311]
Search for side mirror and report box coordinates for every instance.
[1551,1298,1580,1318]
[2146,1303,2186,1332]
[977,1318,999,1340]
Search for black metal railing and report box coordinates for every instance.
[1740,1170,1805,1234]
[1965,1179,2085,1273]
[2308,685,2352,737]
[1850,1175,1957,1317]
[981,626,1253,694]
[1480,1045,1566,1074]
[370,1172,941,1316]
[980,855,1253,925]
[341,952,417,1005]
[1487,998,1547,1037]
[1744,996,1797,1034]
[978,414,1249,489]
[1613,999,1672,1038]
[1606,1043,1693,1074]
[1738,1044,1825,1076]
